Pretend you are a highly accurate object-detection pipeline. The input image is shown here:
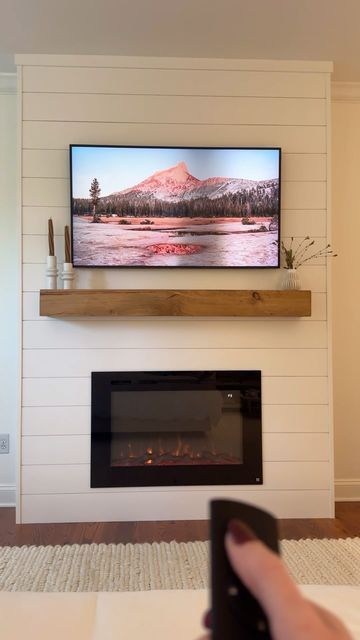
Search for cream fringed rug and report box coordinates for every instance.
[0,538,359,592]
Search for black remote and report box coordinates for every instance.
[210,499,279,639]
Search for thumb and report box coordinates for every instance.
[225,521,305,629]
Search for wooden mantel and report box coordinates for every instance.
[39,289,311,317]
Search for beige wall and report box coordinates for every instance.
[332,96,360,500]
[0,83,18,506]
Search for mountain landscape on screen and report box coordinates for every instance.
[73,161,279,218]
[70,147,281,268]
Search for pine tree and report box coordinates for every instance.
[89,178,101,222]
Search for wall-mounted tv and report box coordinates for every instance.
[70,145,281,268]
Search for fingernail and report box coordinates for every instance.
[203,609,212,629]
[227,519,256,545]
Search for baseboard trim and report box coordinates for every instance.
[334,478,360,501]
[0,484,16,507]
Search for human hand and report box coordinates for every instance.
[199,519,353,639]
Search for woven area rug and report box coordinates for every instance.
[0,538,359,592]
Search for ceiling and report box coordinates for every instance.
[0,0,359,81]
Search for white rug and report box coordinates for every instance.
[0,537,359,592]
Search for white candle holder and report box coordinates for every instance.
[46,255,58,289]
[61,262,75,289]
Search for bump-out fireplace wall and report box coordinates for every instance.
[18,54,333,523]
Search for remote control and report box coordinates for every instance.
[210,499,279,639]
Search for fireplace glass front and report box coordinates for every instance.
[91,370,262,487]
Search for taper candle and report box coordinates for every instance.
[48,218,55,256]
[65,225,71,263]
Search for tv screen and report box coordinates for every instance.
[70,145,281,268]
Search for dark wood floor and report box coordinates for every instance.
[0,503,359,546]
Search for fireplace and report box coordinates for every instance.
[91,370,263,488]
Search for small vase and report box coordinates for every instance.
[61,262,75,289]
[282,268,301,290]
[46,255,58,289]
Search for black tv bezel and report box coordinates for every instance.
[69,144,281,269]
[91,370,263,488]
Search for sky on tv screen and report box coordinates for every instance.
[71,146,280,198]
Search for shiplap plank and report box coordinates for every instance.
[22,376,328,408]
[22,291,327,322]
[22,149,326,181]
[20,490,331,522]
[282,154,326,182]
[262,377,328,405]
[22,435,90,464]
[23,293,40,320]
[263,462,330,489]
[22,67,326,98]
[23,121,327,153]
[262,404,329,433]
[281,181,326,210]
[22,406,90,436]
[22,262,327,293]
[23,207,70,234]
[23,348,327,378]
[23,149,68,178]
[264,433,329,461]
[23,206,327,238]
[281,211,326,237]
[23,378,90,407]
[23,178,66,207]
[21,461,330,494]
[21,433,327,466]
[22,176,326,210]
[23,234,63,263]
[22,464,92,493]
[21,404,328,436]
[23,94,326,126]
[22,319,327,350]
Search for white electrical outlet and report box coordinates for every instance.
[0,434,9,454]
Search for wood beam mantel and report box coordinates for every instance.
[39,289,311,317]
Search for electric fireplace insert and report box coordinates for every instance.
[91,370,262,488]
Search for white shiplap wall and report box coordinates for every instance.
[16,54,333,523]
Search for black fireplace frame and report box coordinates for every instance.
[91,370,263,488]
